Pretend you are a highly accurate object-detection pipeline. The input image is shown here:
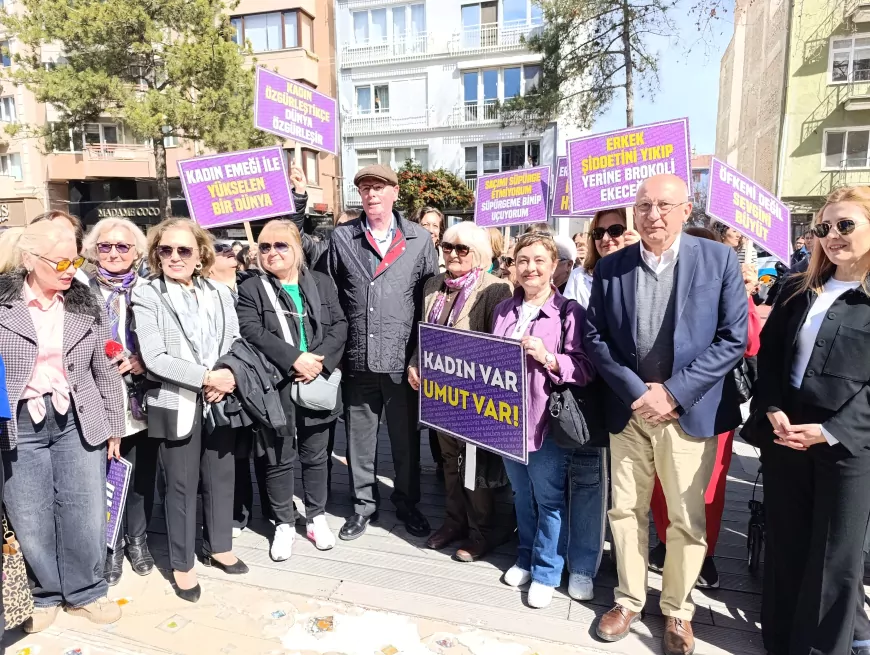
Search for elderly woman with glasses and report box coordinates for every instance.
[408,222,513,562]
[81,219,157,587]
[0,221,125,632]
[132,218,246,603]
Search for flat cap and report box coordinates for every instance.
[354,164,398,187]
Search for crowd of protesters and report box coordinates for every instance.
[0,161,868,655]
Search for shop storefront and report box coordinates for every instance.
[73,198,191,230]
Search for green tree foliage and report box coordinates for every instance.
[398,160,475,214]
[1,0,274,218]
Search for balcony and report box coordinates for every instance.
[464,177,478,193]
[246,48,319,87]
[341,111,430,136]
[847,0,870,22]
[46,143,193,181]
[452,20,543,54]
[342,32,439,68]
[809,159,870,196]
[344,184,362,207]
[801,80,870,142]
[448,101,501,127]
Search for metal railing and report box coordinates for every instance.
[450,101,501,126]
[345,184,362,206]
[341,112,430,136]
[341,31,433,67]
[84,143,151,161]
[464,177,478,192]
[801,79,870,142]
[454,20,543,52]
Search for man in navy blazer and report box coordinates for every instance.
[584,174,747,654]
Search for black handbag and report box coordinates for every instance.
[732,355,758,405]
[547,300,609,449]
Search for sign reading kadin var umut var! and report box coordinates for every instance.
[474,165,550,228]
[706,158,791,263]
[567,118,692,214]
[418,324,528,464]
[254,67,338,155]
[177,146,294,229]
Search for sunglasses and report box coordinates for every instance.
[214,243,235,255]
[97,242,133,254]
[810,219,865,239]
[501,256,515,267]
[591,224,627,241]
[157,245,195,259]
[39,255,85,272]
[258,241,291,255]
[441,241,470,257]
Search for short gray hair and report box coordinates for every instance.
[554,235,576,262]
[442,221,493,268]
[82,217,148,263]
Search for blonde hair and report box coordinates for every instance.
[31,210,84,253]
[82,217,148,264]
[514,231,558,263]
[584,208,628,273]
[146,218,216,278]
[0,222,76,274]
[442,221,493,269]
[790,186,870,300]
[487,227,504,260]
[259,219,304,272]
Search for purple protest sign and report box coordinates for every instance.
[474,165,550,228]
[254,67,338,155]
[552,156,582,217]
[706,158,791,263]
[177,146,294,229]
[567,118,692,214]
[106,457,132,548]
[418,324,527,464]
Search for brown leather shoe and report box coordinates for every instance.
[454,538,489,562]
[663,617,695,655]
[595,604,641,642]
[426,524,465,550]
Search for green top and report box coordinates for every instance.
[281,284,308,352]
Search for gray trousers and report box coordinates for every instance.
[344,371,421,517]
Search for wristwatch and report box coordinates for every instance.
[544,353,555,368]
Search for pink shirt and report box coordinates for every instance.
[20,283,70,422]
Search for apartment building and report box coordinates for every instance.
[0,0,340,233]
[335,0,561,216]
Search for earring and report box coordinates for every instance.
[194,262,203,272]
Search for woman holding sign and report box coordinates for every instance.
[490,231,596,609]
[408,221,513,562]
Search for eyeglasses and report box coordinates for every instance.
[500,256,515,267]
[358,183,386,195]
[97,242,133,254]
[214,243,235,255]
[634,201,688,217]
[258,241,291,255]
[591,224,627,241]
[441,241,471,257]
[38,255,85,272]
[157,245,195,259]
[810,219,867,239]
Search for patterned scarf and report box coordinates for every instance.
[95,266,137,347]
[427,267,483,327]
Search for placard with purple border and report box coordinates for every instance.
[706,158,791,263]
[474,165,550,228]
[106,457,132,548]
[567,118,692,214]
[177,146,294,230]
[552,156,586,217]
[254,67,338,155]
[418,324,527,464]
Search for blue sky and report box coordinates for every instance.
[588,7,735,155]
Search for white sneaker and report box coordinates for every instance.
[270,524,295,562]
[232,527,243,539]
[568,573,594,601]
[307,515,336,551]
[503,565,531,587]
[527,581,555,609]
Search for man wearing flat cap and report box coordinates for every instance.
[328,164,437,540]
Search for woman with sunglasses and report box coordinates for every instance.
[0,222,125,632]
[407,222,513,562]
[81,218,157,587]
[752,186,870,654]
[237,220,347,559]
[132,218,246,603]
[208,242,246,294]
[564,208,640,307]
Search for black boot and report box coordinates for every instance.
[104,538,125,586]
[126,534,155,576]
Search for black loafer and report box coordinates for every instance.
[126,534,155,576]
[397,507,431,537]
[339,512,378,541]
[103,544,125,586]
[200,554,249,575]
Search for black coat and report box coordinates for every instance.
[752,276,870,454]
[236,268,347,425]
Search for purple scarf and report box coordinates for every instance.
[95,266,137,347]
[427,267,483,327]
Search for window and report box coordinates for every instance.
[352,8,388,44]
[0,42,10,68]
[0,153,22,181]
[461,2,497,47]
[464,64,541,113]
[524,65,541,94]
[353,5,423,49]
[825,128,870,168]
[0,96,15,122]
[472,140,541,175]
[465,146,478,179]
[368,146,428,170]
[357,149,378,168]
[231,11,312,52]
[482,144,500,173]
[292,148,319,183]
[504,67,521,99]
[502,142,525,170]
[83,123,120,146]
[355,84,389,114]
[503,0,527,25]
[830,36,870,83]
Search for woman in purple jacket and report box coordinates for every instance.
[490,231,595,609]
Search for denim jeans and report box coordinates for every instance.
[2,398,107,608]
[503,436,570,587]
[560,446,607,578]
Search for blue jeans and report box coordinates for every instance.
[561,446,607,578]
[503,437,569,587]
[2,399,107,608]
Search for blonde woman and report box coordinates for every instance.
[0,222,125,632]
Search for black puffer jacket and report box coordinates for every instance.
[327,210,436,374]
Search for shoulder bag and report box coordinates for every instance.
[3,517,33,630]
[260,277,341,412]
